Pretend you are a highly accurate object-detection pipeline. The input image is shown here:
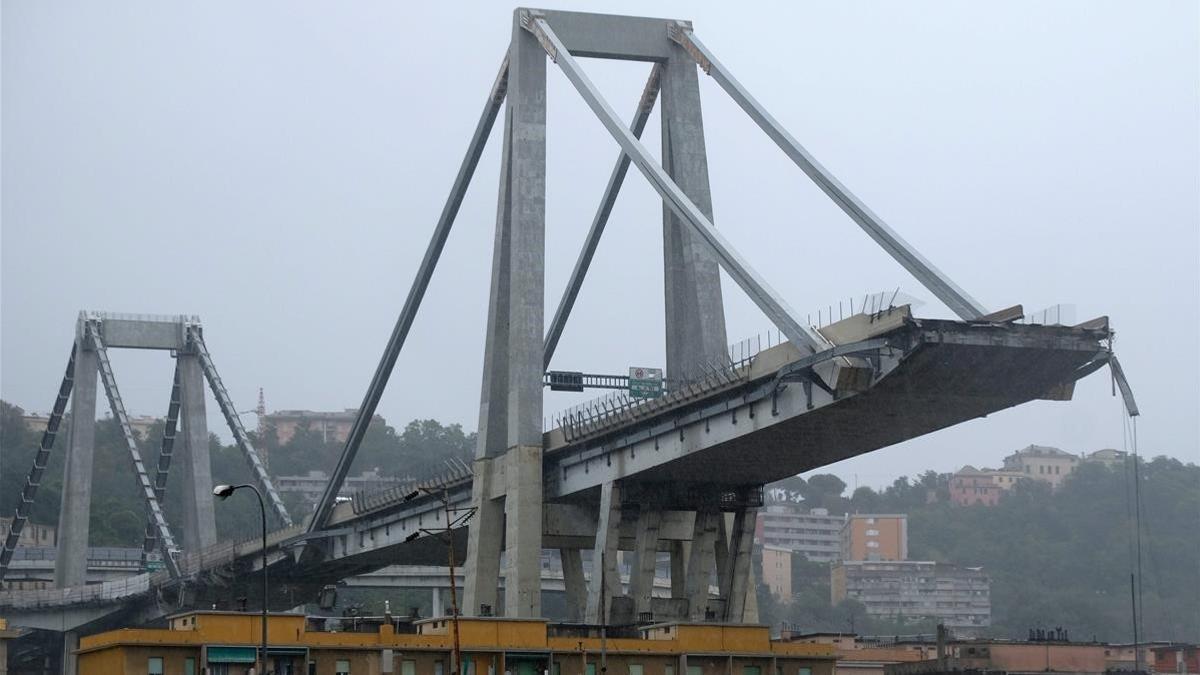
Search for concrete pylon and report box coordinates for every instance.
[629,509,662,616]
[585,481,622,624]
[719,507,757,622]
[560,548,587,622]
[463,11,546,619]
[177,354,217,552]
[685,510,719,620]
[55,338,97,590]
[661,42,728,381]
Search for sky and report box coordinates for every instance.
[2,1,1197,489]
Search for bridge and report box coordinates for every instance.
[0,8,1136,674]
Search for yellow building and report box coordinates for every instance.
[1002,445,1080,488]
[76,611,837,675]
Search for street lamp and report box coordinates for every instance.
[214,483,270,675]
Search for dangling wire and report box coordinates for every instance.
[1130,416,1147,649]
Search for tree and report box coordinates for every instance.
[801,474,848,513]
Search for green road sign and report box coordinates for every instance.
[629,366,663,399]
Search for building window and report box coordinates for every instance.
[630,665,644,675]
[799,668,812,675]
[336,659,351,675]
[744,667,762,675]
[666,666,675,675]
[148,657,164,675]
[402,660,416,675]
[688,667,703,675]
[184,658,196,675]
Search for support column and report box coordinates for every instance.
[629,510,662,616]
[504,445,543,618]
[661,43,727,381]
[722,508,757,622]
[715,513,732,599]
[586,482,622,624]
[499,12,548,619]
[669,540,687,600]
[560,548,587,623]
[55,339,97,589]
[177,354,217,552]
[685,510,719,621]
[463,458,503,616]
[432,587,444,617]
[743,560,760,623]
[465,28,519,615]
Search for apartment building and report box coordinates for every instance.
[831,561,990,633]
[755,506,843,563]
[761,545,793,599]
[261,408,362,445]
[840,515,907,562]
[948,467,1004,507]
[1002,445,1080,488]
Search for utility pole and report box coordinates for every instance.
[417,487,475,675]
[600,552,608,675]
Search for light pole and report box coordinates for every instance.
[214,483,269,675]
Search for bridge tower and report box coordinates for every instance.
[1,312,292,586]
[458,9,745,621]
[299,6,1127,627]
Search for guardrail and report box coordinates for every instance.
[547,332,769,442]
[0,573,152,610]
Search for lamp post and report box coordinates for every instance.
[214,483,269,675]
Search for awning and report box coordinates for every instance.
[207,647,256,663]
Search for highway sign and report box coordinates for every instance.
[629,366,663,399]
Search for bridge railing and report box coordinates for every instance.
[0,573,152,610]
[6,546,161,567]
[173,523,309,577]
[547,331,774,442]
[349,462,473,516]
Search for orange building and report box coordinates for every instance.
[261,409,363,445]
[76,611,837,675]
[840,515,907,561]
[948,468,1002,507]
[1153,644,1200,674]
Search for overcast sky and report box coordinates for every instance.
[3,1,1197,489]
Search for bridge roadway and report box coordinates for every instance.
[1,547,163,587]
[0,310,1113,633]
